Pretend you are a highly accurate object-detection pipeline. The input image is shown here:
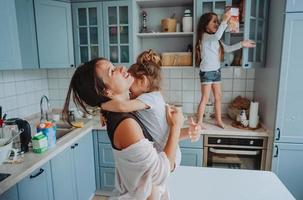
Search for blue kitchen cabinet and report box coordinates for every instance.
[50,132,96,200]
[103,0,133,66]
[17,162,54,200]
[286,0,303,12]
[0,0,38,70]
[94,130,116,193]
[34,0,74,68]
[0,185,18,200]
[50,146,76,200]
[72,2,104,66]
[272,143,303,200]
[196,0,269,68]
[180,137,203,167]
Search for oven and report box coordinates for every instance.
[203,135,267,170]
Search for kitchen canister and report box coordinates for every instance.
[182,9,192,32]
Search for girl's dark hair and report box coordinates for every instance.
[128,49,162,92]
[62,57,110,125]
[195,12,224,66]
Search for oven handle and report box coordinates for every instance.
[209,148,260,156]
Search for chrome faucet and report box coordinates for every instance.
[40,95,50,122]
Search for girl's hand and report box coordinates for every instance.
[99,113,106,127]
[241,40,256,48]
[166,104,184,128]
[222,10,232,23]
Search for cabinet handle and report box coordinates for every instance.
[225,63,228,67]
[74,143,78,147]
[273,145,279,157]
[275,128,281,141]
[71,145,75,149]
[30,168,44,179]
[70,64,74,68]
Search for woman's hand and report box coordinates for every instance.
[166,104,184,129]
[241,40,256,48]
[222,10,232,23]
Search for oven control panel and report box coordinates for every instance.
[208,137,264,147]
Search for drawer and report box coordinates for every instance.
[100,167,115,192]
[98,143,115,167]
[180,148,203,167]
[97,130,111,143]
[180,136,203,148]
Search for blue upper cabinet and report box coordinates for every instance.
[34,0,74,68]
[72,2,104,66]
[196,0,268,68]
[286,0,303,12]
[0,0,38,70]
[103,0,133,67]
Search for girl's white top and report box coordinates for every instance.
[199,21,242,72]
[136,91,182,167]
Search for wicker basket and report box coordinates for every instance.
[161,52,192,66]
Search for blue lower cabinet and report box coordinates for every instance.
[51,147,76,200]
[51,132,96,200]
[18,162,53,200]
[100,167,115,192]
[180,148,203,167]
[0,185,18,200]
[98,143,115,167]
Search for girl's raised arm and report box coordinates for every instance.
[101,99,149,113]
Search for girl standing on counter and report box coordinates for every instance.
[101,49,201,170]
[62,57,184,199]
[195,11,256,128]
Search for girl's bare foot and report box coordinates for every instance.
[198,122,207,129]
[216,121,225,129]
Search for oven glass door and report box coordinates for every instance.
[206,147,262,170]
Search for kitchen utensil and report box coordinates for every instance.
[0,139,17,164]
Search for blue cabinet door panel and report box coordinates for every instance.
[50,147,76,200]
[100,167,115,192]
[0,185,18,200]
[18,162,54,200]
[97,131,111,143]
[286,0,303,12]
[275,13,303,143]
[35,0,74,68]
[99,143,115,167]
[73,133,96,200]
[272,143,303,200]
[180,148,203,167]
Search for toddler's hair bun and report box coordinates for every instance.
[137,49,162,67]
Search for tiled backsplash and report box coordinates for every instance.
[0,67,254,117]
[0,70,49,118]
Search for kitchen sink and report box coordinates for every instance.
[0,173,10,182]
[55,119,90,140]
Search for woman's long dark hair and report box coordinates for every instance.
[195,12,224,66]
[62,57,110,125]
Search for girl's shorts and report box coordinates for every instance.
[199,70,221,84]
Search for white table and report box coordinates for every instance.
[168,166,295,200]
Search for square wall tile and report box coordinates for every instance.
[221,67,234,78]
[222,79,233,91]
[169,91,182,104]
[182,68,195,78]
[246,68,255,79]
[182,91,195,103]
[170,79,182,90]
[182,79,195,91]
[233,79,246,92]
[246,79,255,92]
[170,68,182,78]
[233,67,246,79]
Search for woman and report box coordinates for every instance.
[62,58,184,199]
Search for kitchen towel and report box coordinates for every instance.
[249,101,259,128]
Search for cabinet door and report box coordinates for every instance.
[0,185,18,200]
[286,0,303,12]
[100,167,115,192]
[50,147,76,200]
[0,0,21,70]
[34,0,74,68]
[103,0,133,66]
[72,2,104,66]
[99,143,115,167]
[275,13,303,143]
[196,0,227,20]
[180,148,203,167]
[18,162,53,200]
[272,143,303,200]
[73,133,96,200]
[242,0,268,68]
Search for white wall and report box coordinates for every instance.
[0,70,49,118]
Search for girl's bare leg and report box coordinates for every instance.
[197,84,212,128]
[212,83,224,128]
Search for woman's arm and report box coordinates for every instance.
[101,99,149,113]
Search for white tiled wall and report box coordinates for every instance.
[0,70,49,118]
[161,67,255,114]
[0,66,255,118]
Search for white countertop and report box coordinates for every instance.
[168,166,295,200]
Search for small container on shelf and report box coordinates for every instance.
[161,18,176,32]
